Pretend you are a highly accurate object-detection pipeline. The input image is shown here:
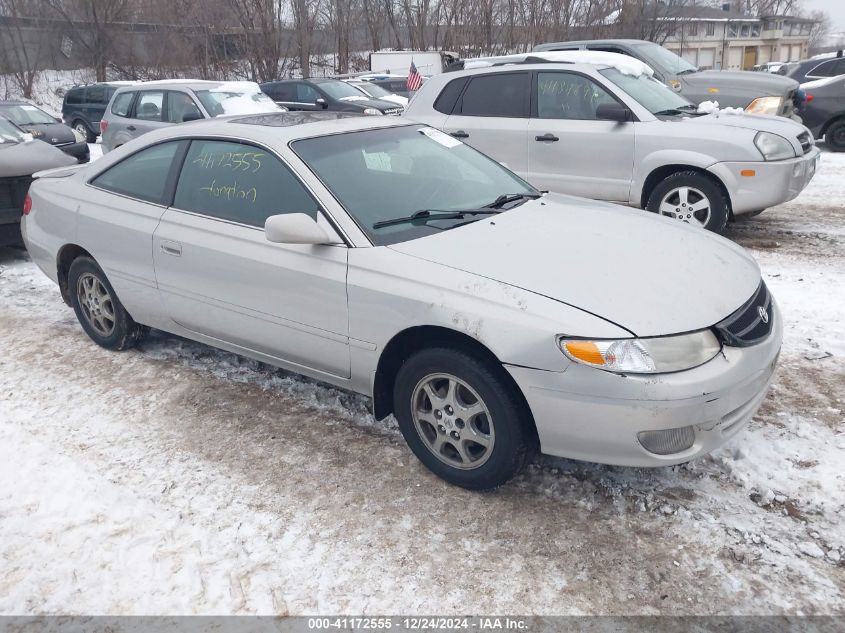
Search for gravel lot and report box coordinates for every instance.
[0,145,842,615]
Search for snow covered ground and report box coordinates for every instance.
[0,147,843,616]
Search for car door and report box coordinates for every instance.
[129,90,169,138]
[152,138,350,378]
[527,70,635,202]
[442,71,530,178]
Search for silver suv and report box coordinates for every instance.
[101,80,283,153]
[403,51,820,233]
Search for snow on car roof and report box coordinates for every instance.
[463,50,654,77]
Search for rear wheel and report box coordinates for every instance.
[72,119,95,143]
[825,119,845,152]
[68,257,147,350]
[393,348,537,490]
[646,171,729,234]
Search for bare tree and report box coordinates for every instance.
[0,0,49,98]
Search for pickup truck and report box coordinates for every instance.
[533,39,802,119]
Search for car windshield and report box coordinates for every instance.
[353,82,392,98]
[0,118,26,144]
[0,103,56,125]
[194,87,280,116]
[317,80,368,100]
[292,125,537,246]
[600,68,696,115]
[631,41,698,76]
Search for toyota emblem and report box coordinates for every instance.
[757,305,769,324]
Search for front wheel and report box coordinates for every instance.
[393,348,537,490]
[68,256,147,350]
[646,171,729,234]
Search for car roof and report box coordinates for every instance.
[114,79,254,91]
[535,39,650,48]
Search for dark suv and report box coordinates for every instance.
[62,82,128,142]
[260,79,403,115]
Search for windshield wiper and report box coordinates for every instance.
[653,108,685,116]
[677,68,698,75]
[484,192,542,208]
[372,208,501,229]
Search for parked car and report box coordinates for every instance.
[783,53,845,85]
[23,113,782,489]
[260,78,403,115]
[100,80,284,153]
[0,100,89,163]
[530,39,802,118]
[404,51,820,233]
[799,74,845,152]
[62,82,133,142]
[359,75,419,98]
[344,79,409,107]
[0,116,75,246]
[753,62,786,74]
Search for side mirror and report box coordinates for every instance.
[596,103,633,122]
[315,97,328,109]
[265,213,332,245]
[182,110,203,122]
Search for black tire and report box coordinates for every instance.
[825,119,845,152]
[393,347,538,490]
[72,119,96,143]
[68,256,147,350]
[646,170,730,234]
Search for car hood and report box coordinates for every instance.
[19,122,76,144]
[683,70,798,97]
[681,110,807,137]
[388,195,761,337]
[0,140,76,177]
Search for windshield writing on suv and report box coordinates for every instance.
[600,68,694,114]
[292,125,537,245]
[194,89,279,116]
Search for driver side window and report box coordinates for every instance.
[296,83,320,103]
[536,72,617,120]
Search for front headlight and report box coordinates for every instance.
[558,330,721,374]
[754,131,796,161]
[71,128,86,143]
[363,107,384,116]
[746,96,783,115]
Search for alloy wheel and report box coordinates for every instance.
[658,186,712,228]
[411,373,495,470]
[76,272,116,337]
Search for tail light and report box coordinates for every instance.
[100,119,108,133]
[805,94,814,103]
[22,193,32,215]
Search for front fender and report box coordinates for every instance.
[631,149,720,206]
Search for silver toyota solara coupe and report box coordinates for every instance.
[22,112,782,489]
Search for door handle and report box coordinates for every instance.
[535,133,559,142]
[127,125,136,131]
[450,130,469,139]
[160,241,182,257]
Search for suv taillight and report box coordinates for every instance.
[100,119,108,133]
[22,193,32,215]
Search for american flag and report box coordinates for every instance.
[406,61,423,91]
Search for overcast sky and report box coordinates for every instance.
[802,0,845,32]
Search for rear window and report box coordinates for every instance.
[459,73,529,118]
[111,91,134,117]
[65,88,84,106]
[87,85,107,104]
[434,77,468,114]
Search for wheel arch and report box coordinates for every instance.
[640,164,733,216]
[820,114,845,140]
[56,244,95,306]
[371,325,533,428]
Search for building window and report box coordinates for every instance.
[688,22,698,37]
[741,24,750,37]
[706,22,715,36]
[751,24,761,37]
[728,23,739,38]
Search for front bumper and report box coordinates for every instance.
[708,146,820,216]
[56,141,90,163]
[505,302,783,467]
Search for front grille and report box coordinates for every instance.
[0,176,32,217]
[714,281,773,347]
[797,131,813,154]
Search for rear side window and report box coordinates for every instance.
[92,141,180,204]
[111,91,134,117]
[87,85,106,104]
[173,139,319,227]
[434,77,468,114]
[459,73,529,117]
[808,60,838,77]
[66,88,83,106]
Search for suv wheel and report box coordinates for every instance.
[393,348,537,490]
[826,119,845,152]
[68,257,147,350]
[646,171,729,234]
[73,120,95,143]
